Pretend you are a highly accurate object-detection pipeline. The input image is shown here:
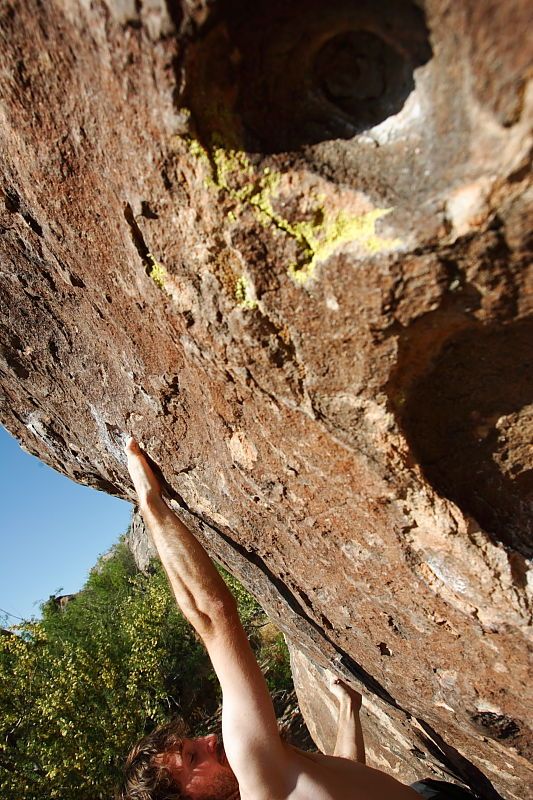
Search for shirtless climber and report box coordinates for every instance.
[120,438,477,800]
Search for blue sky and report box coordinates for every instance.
[0,425,132,624]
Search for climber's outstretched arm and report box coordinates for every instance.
[126,438,290,800]
[329,674,366,764]
[126,437,238,635]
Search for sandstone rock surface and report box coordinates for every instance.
[0,1,531,797]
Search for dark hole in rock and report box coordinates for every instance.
[321,614,334,631]
[22,211,43,237]
[180,0,432,153]
[69,272,86,288]
[387,615,402,636]
[140,200,158,219]
[401,318,533,558]
[2,347,29,380]
[471,712,520,741]
[48,339,60,362]
[4,189,21,213]
[4,190,43,235]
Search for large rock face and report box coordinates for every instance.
[0,1,531,797]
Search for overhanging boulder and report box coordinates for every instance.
[0,1,531,797]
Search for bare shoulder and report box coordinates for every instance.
[280,744,421,800]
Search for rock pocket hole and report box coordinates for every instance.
[180,0,432,153]
[471,712,520,741]
[400,319,533,558]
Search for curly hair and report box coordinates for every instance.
[117,718,188,800]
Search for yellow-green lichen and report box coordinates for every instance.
[186,136,401,286]
[287,207,402,285]
[212,144,254,192]
[186,138,210,165]
[147,254,167,289]
[186,137,276,208]
[247,170,281,224]
[235,276,258,310]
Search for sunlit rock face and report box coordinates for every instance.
[0,1,531,797]
[126,511,157,574]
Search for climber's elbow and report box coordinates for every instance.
[189,593,239,642]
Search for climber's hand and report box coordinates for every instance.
[327,670,363,710]
[126,437,164,508]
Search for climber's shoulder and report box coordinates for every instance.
[263,744,421,800]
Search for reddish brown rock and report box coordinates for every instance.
[0,1,531,797]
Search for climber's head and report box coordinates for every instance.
[119,719,239,800]
[154,732,238,800]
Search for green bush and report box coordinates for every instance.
[0,538,292,800]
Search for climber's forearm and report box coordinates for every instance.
[140,495,237,636]
[334,699,366,764]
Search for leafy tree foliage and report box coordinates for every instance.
[0,538,291,800]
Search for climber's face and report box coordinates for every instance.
[157,734,238,799]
